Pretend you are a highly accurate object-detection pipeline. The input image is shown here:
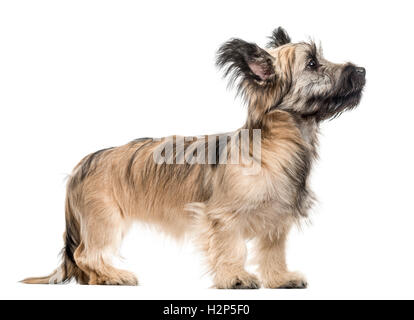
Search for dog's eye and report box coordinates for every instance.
[307,59,318,69]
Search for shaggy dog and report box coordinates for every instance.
[23,27,365,288]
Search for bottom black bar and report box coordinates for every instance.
[0,299,407,318]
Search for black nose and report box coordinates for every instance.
[355,67,366,77]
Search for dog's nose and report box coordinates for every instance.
[355,67,366,77]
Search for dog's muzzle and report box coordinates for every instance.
[338,64,366,95]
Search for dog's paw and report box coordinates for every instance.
[277,278,307,289]
[215,272,261,289]
[263,272,308,289]
[89,270,138,286]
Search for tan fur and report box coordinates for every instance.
[23,109,308,287]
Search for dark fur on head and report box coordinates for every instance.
[216,27,365,126]
[267,27,292,48]
[216,38,276,86]
[216,33,292,127]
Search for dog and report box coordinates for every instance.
[23,27,365,288]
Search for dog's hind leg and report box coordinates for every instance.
[73,203,137,286]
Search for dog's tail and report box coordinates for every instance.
[21,196,86,284]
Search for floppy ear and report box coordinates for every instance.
[216,38,275,84]
[267,27,291,48]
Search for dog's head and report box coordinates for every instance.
[217,27,365,124]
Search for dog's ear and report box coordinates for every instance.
[216,38,275,84]
[267,27,291,48]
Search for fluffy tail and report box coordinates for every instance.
[21,196,87,284]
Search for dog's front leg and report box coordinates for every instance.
[256,231,307,289]
[200,222,260,289]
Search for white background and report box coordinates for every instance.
[1,0,413,300]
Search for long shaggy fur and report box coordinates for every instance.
[23,27,365,288]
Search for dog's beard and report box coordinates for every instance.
[305,88,363,121]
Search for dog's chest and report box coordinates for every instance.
[237,117,318,216]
